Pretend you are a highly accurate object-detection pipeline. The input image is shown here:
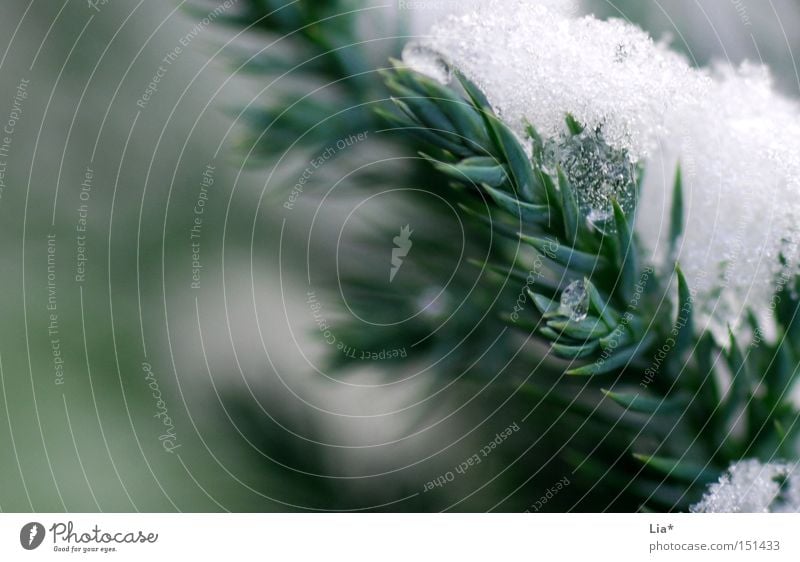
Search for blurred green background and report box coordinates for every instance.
[0,0,797,512]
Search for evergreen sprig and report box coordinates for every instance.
[380,62,800,510]
[381,62,663,377]
[203,0,800,511]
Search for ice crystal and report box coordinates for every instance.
[404,0,800,338]
[543,128,637,232]
[691,459,800,513]
[559,280,588,322]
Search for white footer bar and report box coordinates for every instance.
[1,514,797,560]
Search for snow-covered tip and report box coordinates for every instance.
[404,0,800,340]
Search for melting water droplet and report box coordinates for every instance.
[586,207,613,232]
[402,42,453,84]
[559,279,589,322]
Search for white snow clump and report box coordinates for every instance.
[691,459,800,513]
